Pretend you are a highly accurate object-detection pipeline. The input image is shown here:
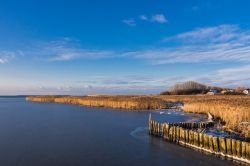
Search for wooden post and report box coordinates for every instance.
[236,140,242,158]
[169,126,173,142]
[232,139,237,156]
[153,121,156,135]
[242,141,246,159]
[149,120,152,134]
[199,133,204,148]
[204,134,209,150]
[226,138,232,156]
[162,123,165,138]
[154,121,157,136]
[213,137,219,153]
[181,128,186,143]
[162,123,166,138]
[189,131,194,145]
[246,142,250,160]
[183,128,186,143]
[209,135,214,152]
[175,126,178,142]
[179,127,183,142]
[194,132,199,146]
[185,129,189,143]
[219,137,227,155]
[165,123,170,140]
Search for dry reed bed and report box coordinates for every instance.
[157,95,250,137]
[26,95,167,110]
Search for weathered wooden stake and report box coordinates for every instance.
[173,126,176,142]
[232,139,237,156]
[209,135,214,152]
[199,133,204,148]
[219,137,227,155]
[189,131,194,145]
[226,138,232,155]
[213,137,219,153]
[246,142,250,160]
[194,132,199,146]
[169,126,173,142]
[242,141,246,159]
[236,140,242,158]
[185,130,189,143]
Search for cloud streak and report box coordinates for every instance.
[122,19,136,26]
[151,14,168,23]
[0,51,16,64]
[124,14,168,26]
[8,24,250,65]
[128,24,250,64]
[24,39,116,61]
[17,25,250,64]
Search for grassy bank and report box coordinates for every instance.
[27,95,250,137]
[26,95,168,110]
[157,95,250,137]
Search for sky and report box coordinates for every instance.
[0,0,250,95]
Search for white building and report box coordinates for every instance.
[206,90,219,95]
[243,89,249,95]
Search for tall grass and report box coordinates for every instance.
[158,95,250,137]
[27,95,167,110]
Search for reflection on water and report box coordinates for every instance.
[0,97,241,166]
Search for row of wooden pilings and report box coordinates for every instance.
[149,119,250,164]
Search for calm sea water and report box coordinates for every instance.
[0,97,240,166]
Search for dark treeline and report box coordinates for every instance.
[160,81,249,95]
[161,81,209,95]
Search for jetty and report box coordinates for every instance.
[149,114,250,164]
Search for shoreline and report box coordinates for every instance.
[26,95,250,138]
[26,95,170,110]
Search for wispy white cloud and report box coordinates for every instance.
[138,14,168,24]
[122,19,136,26]
[0,51,17,64]
[24,39,116,61]
[164,24,240,43]
[139,15,148,21]
[7,24,250,65]
[214,65,250,87]
[21,25,250,64]
[126,24,250,64]
[151,14,168,23]
[169,65,250,88]
[125,14,167,26]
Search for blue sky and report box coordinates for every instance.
[0,0,250,95]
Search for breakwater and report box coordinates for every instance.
[149,118,250,164]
